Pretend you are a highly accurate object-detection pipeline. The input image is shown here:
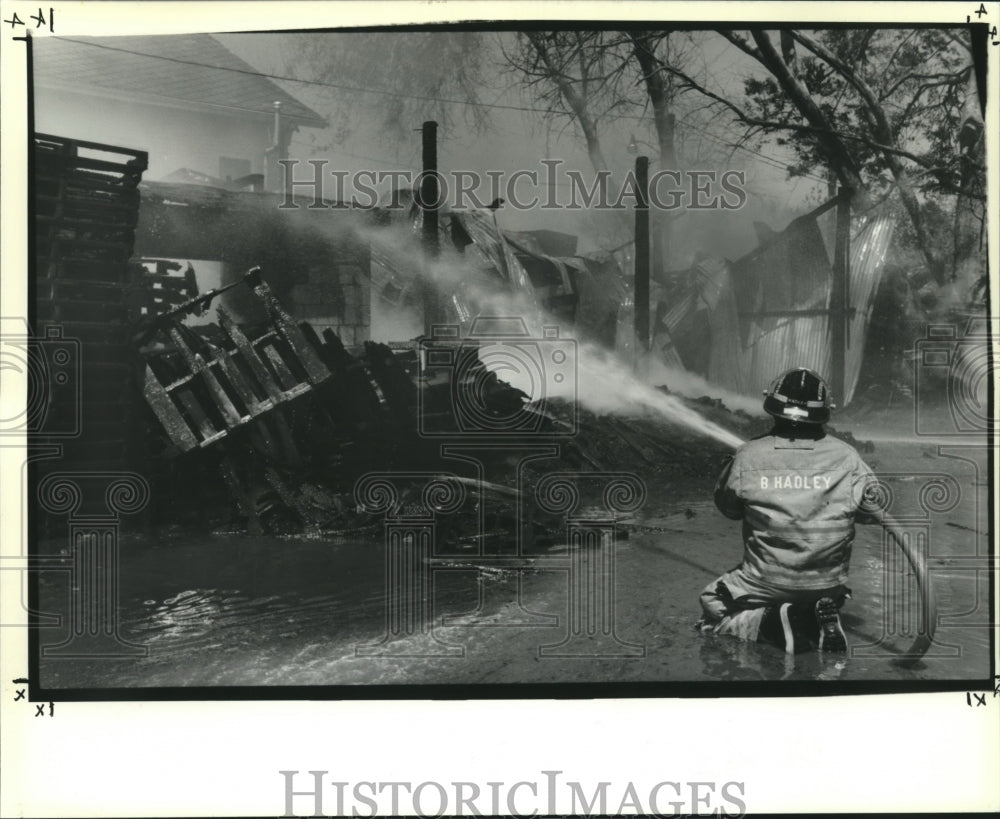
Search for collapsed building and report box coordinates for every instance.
[31,133,637,536]
[650,201,895,406]
[32,122,892,538]
[29,35,900,540]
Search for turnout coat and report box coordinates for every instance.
[713,431,877,591]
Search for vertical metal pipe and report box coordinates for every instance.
[421,121,439,333]
[634,156,650,356]
[264,101,282,192]
[831,187,852,404]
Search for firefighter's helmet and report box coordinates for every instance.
[763,367,832,425]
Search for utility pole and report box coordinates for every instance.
[652,111,676,290]
[830,187,852,404]
[421,120,439,334]
[634,155,651,361]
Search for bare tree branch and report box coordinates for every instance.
[523,32,609,170]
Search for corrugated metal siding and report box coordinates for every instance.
[743,310,831,398]
[684,206,893,406]
[728,214,834,397]
[698,258,747,393]
[844,213,895,403]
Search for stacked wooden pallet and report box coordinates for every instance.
[33,134,148,485]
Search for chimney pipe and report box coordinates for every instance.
[264,101,282,191]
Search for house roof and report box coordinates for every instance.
[33,34,326,127]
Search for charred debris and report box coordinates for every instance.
[33,133,761,539]
[135,275,756,538]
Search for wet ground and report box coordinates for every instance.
[36,435,992,690]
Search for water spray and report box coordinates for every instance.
[361,211,935,666]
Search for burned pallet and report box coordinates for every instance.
[34,135,146,256]
[131,258,201,320]
[141,268,332,452]
[34,134,147,180]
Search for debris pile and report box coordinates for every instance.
[137,270,871,536]
[31,133,875,543]
[136,273,775,536]
[136,271,555,534]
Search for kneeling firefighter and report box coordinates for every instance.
[699,367,878,654]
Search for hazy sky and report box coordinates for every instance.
[216,29,829,262]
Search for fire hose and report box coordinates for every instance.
[879,513,937,667]
[721,441,937,666]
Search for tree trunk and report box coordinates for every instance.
[629,33,676,281]
[578,116,609,173]
[629,33,677,169]
[952,69,986,296]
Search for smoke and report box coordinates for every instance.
[361,221,747,449]
[371,300,423,341]
[641,357,766,417]
[548,340,748,449]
